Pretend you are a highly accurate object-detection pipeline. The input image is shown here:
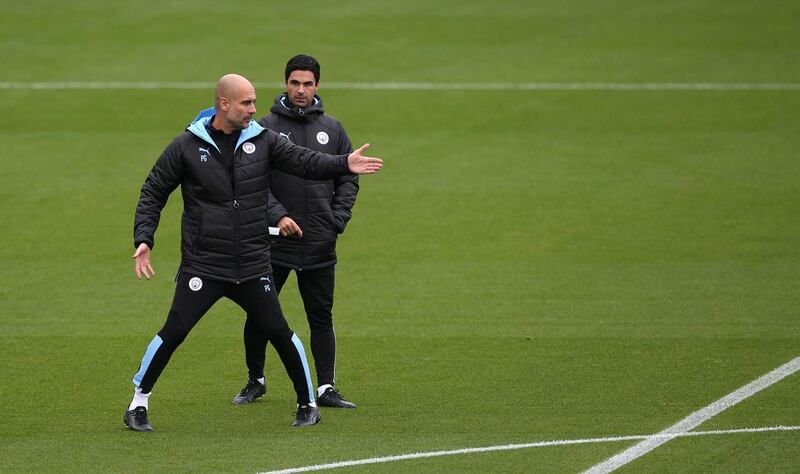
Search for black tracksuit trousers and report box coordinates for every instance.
[131,272,315,405]
[242,264,336,387]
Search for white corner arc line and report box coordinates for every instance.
[584,355,800,474]
[256,425,800,474]
[1,82,800,91]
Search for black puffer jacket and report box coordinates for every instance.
[133,117,352,283]
[259,93,358,271]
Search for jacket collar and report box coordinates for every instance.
[270,93,324,122]
[187,115,265,153]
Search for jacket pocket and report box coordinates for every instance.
[331,210,345,234]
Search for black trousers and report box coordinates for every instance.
[243,264,336,387]
[132,272,315,405]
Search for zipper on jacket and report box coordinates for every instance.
[231,152,241,284]
[299,127,311,268]
[233,201,241,283]
[214,144,241,283]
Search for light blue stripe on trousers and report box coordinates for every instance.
[291,333,315,403]
[132,335,163,387]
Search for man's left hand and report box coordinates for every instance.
[347,144,383,174]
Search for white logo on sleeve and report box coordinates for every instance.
[189,277,203,291]
[316,131,329,145]
[242,142,256,154]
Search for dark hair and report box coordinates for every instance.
[285,54,320,83]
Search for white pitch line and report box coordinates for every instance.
[0,81,216,90]
[257,425,800,474]
[322,82,800,91]
[585,355,800,474]
[1,82,800,91]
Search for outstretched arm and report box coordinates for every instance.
[268,130,383,180]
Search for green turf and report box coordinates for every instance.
[1,1,800,472]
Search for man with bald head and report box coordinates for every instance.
[124,73,382,431]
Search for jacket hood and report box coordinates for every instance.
[187,115,265,153]
[270,93,324,122]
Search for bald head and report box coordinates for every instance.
[212,74,257,133]
[215,74,254,107]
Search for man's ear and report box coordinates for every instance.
[219,97,230,112]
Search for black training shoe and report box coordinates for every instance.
[123,406,153,432]
[232,379,266,405]
[317,387,357,409]
[292,404,321,427]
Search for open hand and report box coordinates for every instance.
[133,243,155,280]
[347,144,383,174]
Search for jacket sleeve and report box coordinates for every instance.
[330,124,359,234]
[133,138,184,250]
[267,189,290,226]
[267,129,351,180]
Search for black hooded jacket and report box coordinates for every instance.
[133,117,352,284]
[259,93,358,271]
